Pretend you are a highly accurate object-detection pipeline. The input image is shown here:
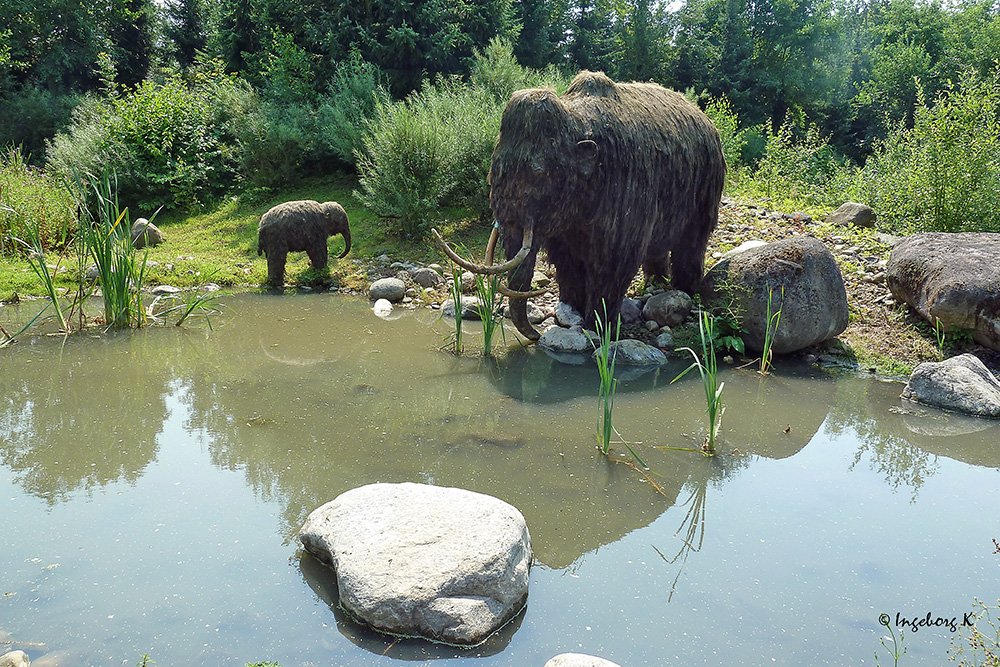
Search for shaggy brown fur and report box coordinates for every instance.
[257,200,351,286]
[489,71,726,339]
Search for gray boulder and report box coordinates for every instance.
[369,277,406,302]
[642,290,692,327]
[538,326,593,353]
[527,301,550,324]
[619,297,642,325]
[555,302,584,328]
[702,237,848,354]
[655,330,674,349]
[826,202,876,228]
[0,651,29,667]
[596,339,667,366]
[130,218,164,249]
[886,232,1000,351]
[409,267,443,288]
[543,654,622,667]
[442,296,485,320]
[299,482,531,646]
[901,354,1000,418]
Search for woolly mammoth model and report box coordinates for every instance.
[257,200,351,286]
[435,71,726,340]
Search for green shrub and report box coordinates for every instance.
[739,114,857,209]
[355,78,501,239]
[355,42,566,240]
[316,53,391,168]
[0,146,76,256]
[469,37,566,104]
[702,95,748,176]
[230,100,317,190]
[47,66,255,212]
[859,71,1000,233]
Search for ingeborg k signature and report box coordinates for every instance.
[880,611,974,633]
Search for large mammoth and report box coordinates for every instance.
[257,200,351,286]
[436,71,726,340]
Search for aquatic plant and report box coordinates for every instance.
[472,271,505,356]
[591,299,649,468]
[15,216,69,332]
[949,598,1000,666]
[875,612,907,667]
[760,285,784,374]
[149,282,224,328]
[593,299,620,455]
[69,169,153,329]
[444,263,465,354]
[673,309,724,455]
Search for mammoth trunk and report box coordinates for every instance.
[339,228,351,258]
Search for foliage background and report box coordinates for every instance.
[2,0,1000,239]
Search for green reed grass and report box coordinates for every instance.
[444,264,465,354]
[760,286,784,374]
[673,310,724,456]
[150,284,224,328]
[473,271,505,356]
[593,300,620,455]
[69,170,154,329]
[16,217,69,331]
[593,301,649,467]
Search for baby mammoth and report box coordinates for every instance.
[257,200,351,286]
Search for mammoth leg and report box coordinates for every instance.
[307,243,329,271]
[670,206,719,295]
[266,249,288,287]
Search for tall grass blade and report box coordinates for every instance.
[760,285,784,374]
[15,220,69,331]
[673,310,724,455]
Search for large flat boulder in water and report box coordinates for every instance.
[886,232,1000,351]
[299,482,531,645]
[702,237,848,354]
[902,354,1000,418]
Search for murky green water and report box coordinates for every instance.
[2,293,999,666]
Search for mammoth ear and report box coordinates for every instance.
[576,140,599,177]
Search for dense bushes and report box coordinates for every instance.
[858,72,1000,233]
[354,39,565,240]
[46,67,253,211]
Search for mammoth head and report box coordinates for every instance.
[321,201,351,258]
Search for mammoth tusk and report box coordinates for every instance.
[430,226,534,275]
[497,284,549,299]
[485,225,499,266]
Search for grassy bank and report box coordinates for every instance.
[0,173,965,375]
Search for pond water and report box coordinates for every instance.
[1,293,999,666]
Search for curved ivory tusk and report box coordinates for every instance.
[497,284,549,299]
[485,225,499,266]
[430,226,534,275]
